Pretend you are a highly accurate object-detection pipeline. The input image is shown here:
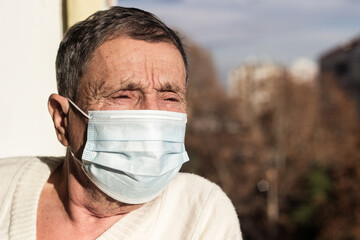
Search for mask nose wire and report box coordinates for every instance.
[67,98,91,119]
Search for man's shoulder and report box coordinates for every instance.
[0,156,63,204]
[172,172,216,187]
[0,156,62,175]
[0,156,36,178]
[0,157,38,222]
[164,172,224,202]
[168,172,235,209]
[0,156,63,235]
[157,173,242,239]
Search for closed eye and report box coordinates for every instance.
[165,97,180,102]
[114,95,130,99]
[111,90,135,99]
[162,91,181,102]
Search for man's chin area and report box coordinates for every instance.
[106,194,146,208]
[114,202,145,215]
[96,194,146,217]
[87,200,145,218]
[81,187,145,217]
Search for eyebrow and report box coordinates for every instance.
[122,82,137,90]
[160,82,183,93]
[97,78,141,97]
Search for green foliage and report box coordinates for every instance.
[291,166,332,239]
[307,167,332,204]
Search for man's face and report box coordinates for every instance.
[68,37,187,154]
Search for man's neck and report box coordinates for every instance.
[36,154,142,240]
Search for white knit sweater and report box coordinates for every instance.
[0,157,242,240]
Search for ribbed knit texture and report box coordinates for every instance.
[9,157,60,240]
[0,157,242,240]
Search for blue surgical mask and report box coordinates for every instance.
[68,99,189,204]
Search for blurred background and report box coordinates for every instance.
[1,0,360,239]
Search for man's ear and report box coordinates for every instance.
[48,94,70,147]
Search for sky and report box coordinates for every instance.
[117,0,360,86]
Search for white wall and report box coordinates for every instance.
[0,1,66,157]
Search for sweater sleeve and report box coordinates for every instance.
[191,184,243,240]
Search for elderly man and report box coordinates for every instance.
[0,7,242,240]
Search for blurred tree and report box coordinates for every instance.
[183,43,360,240]
[316,78,360,240]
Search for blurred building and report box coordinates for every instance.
[289,58,318,84]
[228,62,286,122]
[319,35,360,106]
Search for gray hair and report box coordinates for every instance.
[56,6,188,101]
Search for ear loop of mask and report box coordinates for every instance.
[67,98,90,119]
[68,148,84,165]
[67,98,90,164]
